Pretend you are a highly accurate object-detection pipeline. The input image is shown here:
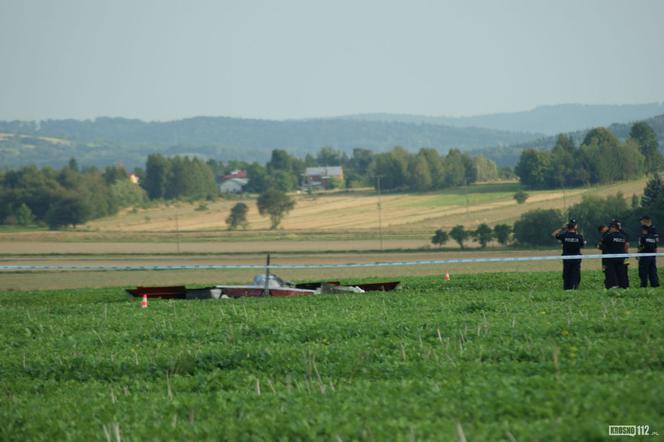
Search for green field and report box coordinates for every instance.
[1,272,663,441]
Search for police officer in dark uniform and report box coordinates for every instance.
[615,220,631,286]
[552,219,585,290]
[638,215,660,288]
[597,224,609,288]
[601,221,629,289]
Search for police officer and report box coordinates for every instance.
[552,219,585,290]
[601,221,629,289]
[615,219,631,285]
[638,215,660,288]
[597,224,609,288]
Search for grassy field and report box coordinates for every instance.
[1,271,663,441]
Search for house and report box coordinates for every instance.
[128,173,140,184]
[222,170,248,181]
[303,166,344,190]
[219,178,249,193]
[218,170,249,193]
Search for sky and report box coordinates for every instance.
[1,0,663,121]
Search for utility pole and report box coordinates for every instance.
[175,212,181,254]
[263,253,271,297]
[464,178,470,218]
[376,175,384,251]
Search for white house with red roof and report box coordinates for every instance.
[218,170,249,193]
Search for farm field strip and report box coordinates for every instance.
[0,239,434,254]
[0,249,608,290]
[0,249,568,267]
[79,178,648,233]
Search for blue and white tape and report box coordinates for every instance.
[0,253,661,271]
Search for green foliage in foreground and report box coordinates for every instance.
[1,272,663,441]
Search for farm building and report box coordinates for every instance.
[303,166,344,190]
[218,170,249,193]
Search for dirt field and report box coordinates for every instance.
[0,239,432,254]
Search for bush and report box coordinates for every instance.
[513,209,565,246]
[568,193,630,245]
[15,203,35,226]
[513,190,529,204]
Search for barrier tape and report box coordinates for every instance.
[0,253,661,271]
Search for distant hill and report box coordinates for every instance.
[471,113,664,167]
[340,103,664,136]
[2,103,663,170]
[0,117,539,169]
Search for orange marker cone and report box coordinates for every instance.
[140,294,149,308]
[444,271,450,281]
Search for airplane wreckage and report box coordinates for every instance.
[127,255,400,300]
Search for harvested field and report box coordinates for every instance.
[80,178,648,233]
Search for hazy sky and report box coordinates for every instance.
[1,0,663,121]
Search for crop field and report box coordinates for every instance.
[80,179,647,235]
[1,271,663,441]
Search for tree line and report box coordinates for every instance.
[0,159,146,228]
[139,147,502,197]
[1,146,503,229]
[435,174,664,249]
[431,223,513,249]
[515,122,662,189]
[513,173,664,247]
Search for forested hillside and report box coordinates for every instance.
[473,113,664,166]
[0,117,536,169]
[3,110,663,170]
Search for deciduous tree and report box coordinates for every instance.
[629,122,662,173]
[493,224,512,246]
[257,190,295,229]
[513,209,564,246]
[431,229,449,248]
[473,223,493,248]
[226,202,249,230]
[449,225,470,249]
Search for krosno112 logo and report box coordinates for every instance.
[609,425,657,437]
